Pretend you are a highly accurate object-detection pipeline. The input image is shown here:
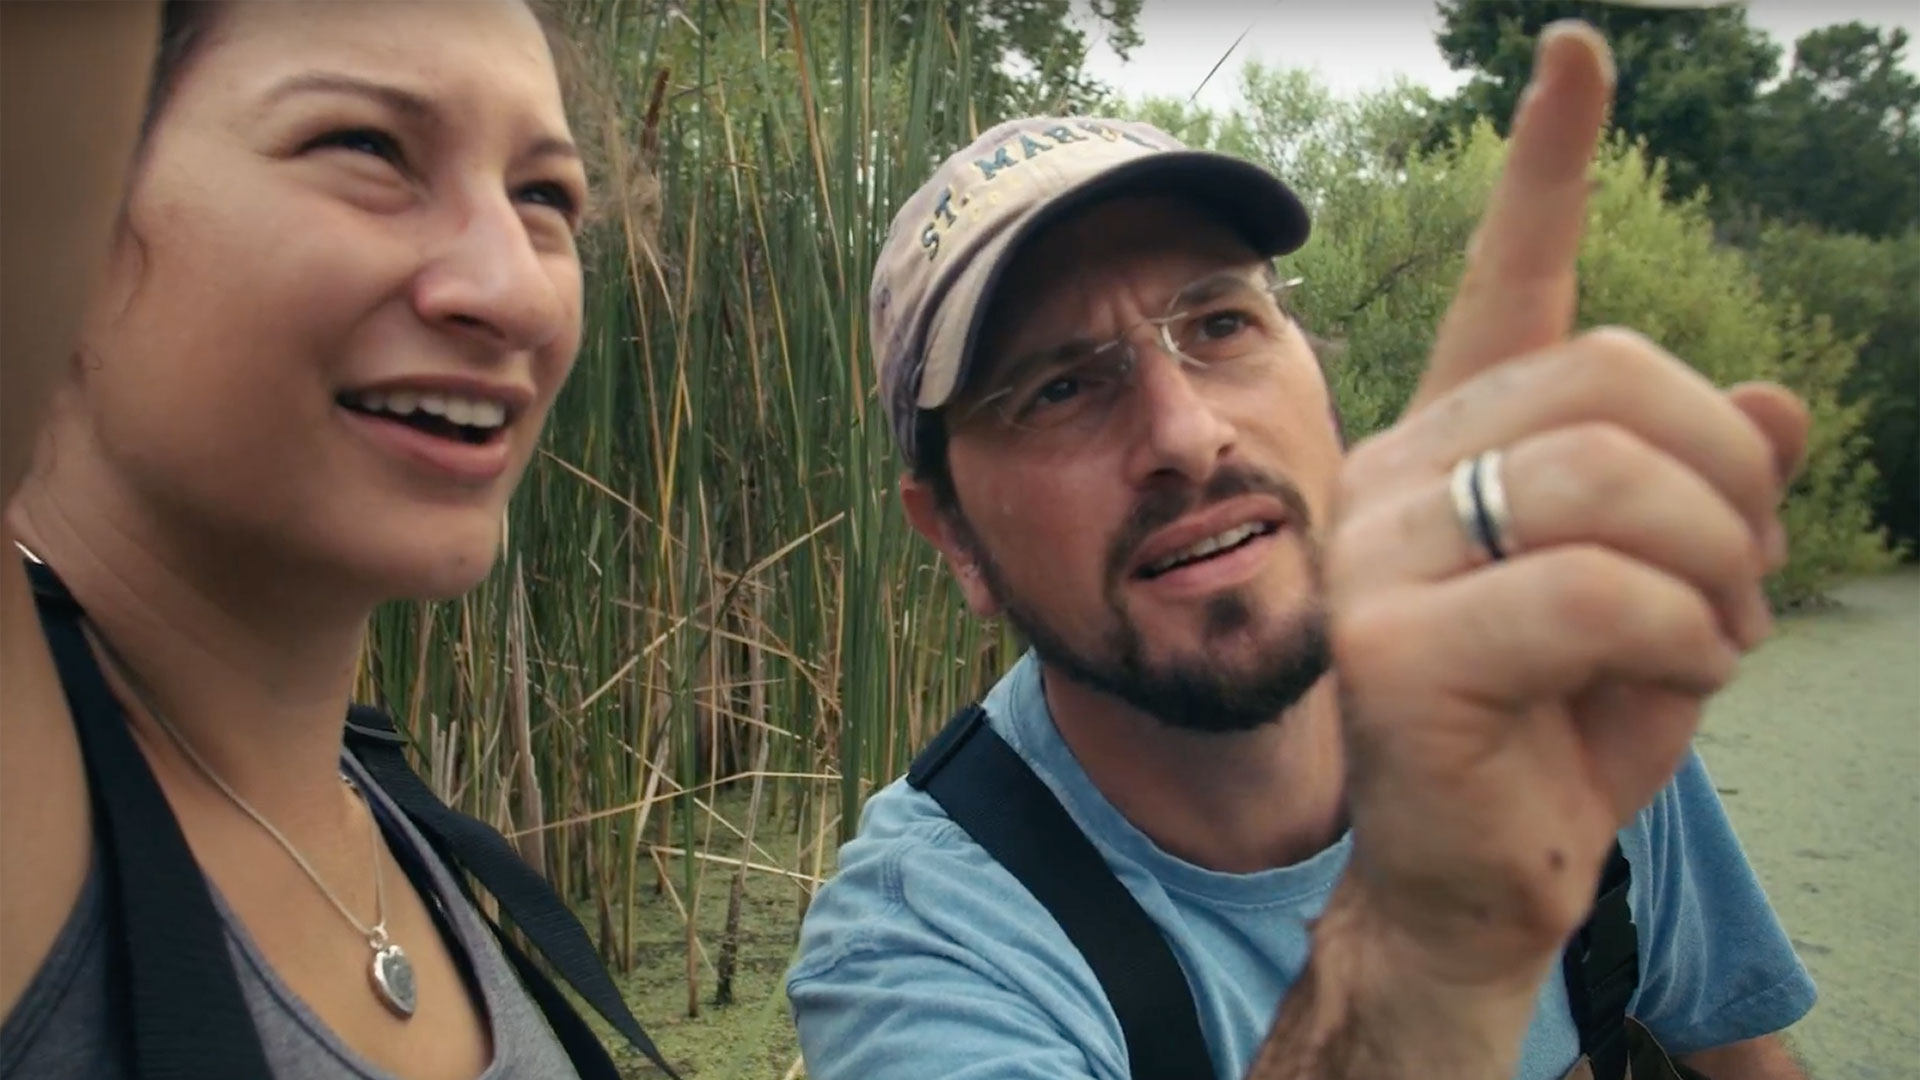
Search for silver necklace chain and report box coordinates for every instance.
[18,537,420,1017]
[80,620,393,947]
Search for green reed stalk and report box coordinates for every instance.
[358,2,1025,1029]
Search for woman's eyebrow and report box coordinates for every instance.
[258,70,581,163]
[259,71,438,124]
[524,136,581,164]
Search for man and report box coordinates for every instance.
[788,22,1815,1080]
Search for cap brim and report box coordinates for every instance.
[917,151,1311,410]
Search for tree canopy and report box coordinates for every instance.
[1737,23,1920,239]
[1417,2,1917,554]
[888,0,1144,114]
[1430,1,1919,240]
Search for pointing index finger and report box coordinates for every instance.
[1408,21,1617,416]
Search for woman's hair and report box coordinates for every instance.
[131,0,658,246]
[138,1,216,146]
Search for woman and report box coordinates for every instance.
[0,2,667,1077]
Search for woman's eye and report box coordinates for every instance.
[517,180,580,220]
[304,127,405,165]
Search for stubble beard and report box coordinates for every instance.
[961,465,1333,735]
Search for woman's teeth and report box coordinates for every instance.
[348,390,507,430]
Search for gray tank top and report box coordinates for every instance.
[0,753,581,1080]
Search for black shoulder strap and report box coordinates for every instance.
[29,556,678,1080]
[908,700,1646,1080]
[906,704,1215,1080]
[344,707,681,1080]
[1564,842,1638,1080]
[364,772,641,1080]
[28,560,276,1080]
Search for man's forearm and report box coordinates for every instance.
[1246,883,1550,1080]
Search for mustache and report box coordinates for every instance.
[1104,465,1313,587]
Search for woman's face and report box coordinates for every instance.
[67,0,586,601]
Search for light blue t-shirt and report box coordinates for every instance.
[787,652,1817,1080]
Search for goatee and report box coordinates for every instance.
[966,464,1331,734]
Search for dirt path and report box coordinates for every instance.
[1696,569,1920,1079]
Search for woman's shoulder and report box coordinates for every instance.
[0,559,98,1026]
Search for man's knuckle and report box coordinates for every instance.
[1670,591,1724,653]
[1544,547,1628,632]
[1550,423,1648,507]
[1572,326,1670,390]
[1565,421,1645,468]
[1578,324,1659,359]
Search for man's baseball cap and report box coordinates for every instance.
[870,116,1311,469]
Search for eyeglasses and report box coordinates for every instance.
[958,266,1304,437]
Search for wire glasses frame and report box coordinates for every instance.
[958,265,1306,434]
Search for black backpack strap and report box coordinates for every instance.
[488,912,648,1080]
[28,559,276,1080]
[905,700,1652,1080]
[344,707,681,1080]
[366,778,636,1080]
[1563,842,1638,1080]
[906,704,1214,1080]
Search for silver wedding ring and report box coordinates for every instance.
[1449,448,1517,563]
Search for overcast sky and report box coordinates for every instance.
[1079,0,1920,109]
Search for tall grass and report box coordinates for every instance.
[354,0,1036,1018]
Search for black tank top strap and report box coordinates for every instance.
[26,556,678,1080]
[25,557,275,1080]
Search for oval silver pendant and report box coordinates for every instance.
[370,943,417,1019]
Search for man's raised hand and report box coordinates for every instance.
[1321,18,1808,1008]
